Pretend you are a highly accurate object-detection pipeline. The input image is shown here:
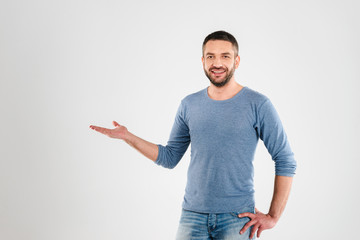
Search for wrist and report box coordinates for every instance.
[123,130,133,144]
[267,212,280,223]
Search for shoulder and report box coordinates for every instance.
[181,87,207,105]
[243,88,283,124]
[241,87,277,120]
[174,88,206,121]
[242,86,269,105]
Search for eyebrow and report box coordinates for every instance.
[206,52,232,56]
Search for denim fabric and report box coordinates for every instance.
[176,206,256,240]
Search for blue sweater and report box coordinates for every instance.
[155,86,296,213]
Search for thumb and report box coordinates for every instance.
[113,121,120,127]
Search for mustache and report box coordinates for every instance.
[209,67,227,71]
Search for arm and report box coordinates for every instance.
[89,121,159,161]
[238,99,296,238]
[238,175,293,238]
[269,175,293,220]
[89,101,190,167]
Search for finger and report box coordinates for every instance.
[90,125,110,134]
[89,125,99,131]
[257,226,264,238]
[238,212,255,218]
[240,219,257,235]
[113,121,120,127]
[250,223,260,239]
[255,208,261,214]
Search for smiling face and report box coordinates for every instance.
[202,40,240,87]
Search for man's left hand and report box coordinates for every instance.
[237,208,278,239]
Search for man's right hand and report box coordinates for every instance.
[89,121,128,140]
[89,121,159,161]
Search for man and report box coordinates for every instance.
[89,31,296,239]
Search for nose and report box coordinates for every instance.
[212,57,223,68]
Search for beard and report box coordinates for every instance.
[204,64,236,88]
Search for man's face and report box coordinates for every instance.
[202,40,240,87]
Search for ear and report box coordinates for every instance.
[235,55,240,69]
[201,56,204,65]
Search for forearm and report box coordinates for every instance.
[268,175,293,221]
[124,131,159,162]
[238,175,294,238]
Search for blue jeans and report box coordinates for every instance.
[176,206,255,240]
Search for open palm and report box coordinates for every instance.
[89,121,128,139]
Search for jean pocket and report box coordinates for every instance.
[229,206,255,218]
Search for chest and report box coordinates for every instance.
[186,103,257,141]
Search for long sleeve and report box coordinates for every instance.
[256,99,297,177]
[155,101,191,169]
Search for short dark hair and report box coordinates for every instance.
[202,30,239,56]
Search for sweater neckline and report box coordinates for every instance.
[204,86,247,103]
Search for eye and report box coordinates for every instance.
[207,56,213,59]
[223,55,230,58]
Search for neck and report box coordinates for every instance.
[207,78,243,100]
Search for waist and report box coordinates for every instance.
[182,191,255,214]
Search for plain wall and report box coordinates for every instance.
[1,0,359,239]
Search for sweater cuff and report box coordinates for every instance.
[155,144,162,165]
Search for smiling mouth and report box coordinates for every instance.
[210,69,226,76]
[212,70,225,73]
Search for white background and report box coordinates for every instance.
[1,0,359,239]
